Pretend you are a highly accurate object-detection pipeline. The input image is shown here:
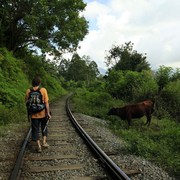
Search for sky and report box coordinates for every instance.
[77,0,180,72]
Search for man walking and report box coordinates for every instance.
[25,76,51,152]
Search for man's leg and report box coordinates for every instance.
[31,118,41,152]
[41,118,49,147]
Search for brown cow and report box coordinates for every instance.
[107,100,154,127]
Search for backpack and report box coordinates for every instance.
[26,88,46,114]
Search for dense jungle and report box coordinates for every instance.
[0,0,179,178]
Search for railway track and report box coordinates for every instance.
[8,95,131,180]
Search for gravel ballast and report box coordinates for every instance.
[0,103,176,180]
[74,113,176,180]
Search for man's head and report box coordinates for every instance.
[32,76,41,87]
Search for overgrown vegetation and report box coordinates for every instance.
[71,88,180,177]
[0,48,66,130]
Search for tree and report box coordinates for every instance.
[105,69,157,101]
[82,55,100,81]
[155,66,173,94]
[0,0,88,55]
[67,53,87,81]
[155,66,180,120]
[161,80,180,121]
[58,58,70,79]
[58,54,99,84]
[105,42,150,72]
[171,68,180,81]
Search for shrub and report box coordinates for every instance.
[106,70,158,102]
[161,80,180,121]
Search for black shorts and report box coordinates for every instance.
[31,117,48,141]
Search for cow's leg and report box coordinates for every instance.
[147,115,151,126]
[127,116,132,128]
[145,112,151,126]
[145,116,148,125]
[126,111,132,128]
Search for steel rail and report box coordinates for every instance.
[9,128,32,180]
[9,103,52,179]
[66,97,131,180]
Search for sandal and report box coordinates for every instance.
[42,142,49,148]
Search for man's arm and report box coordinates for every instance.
[43,88,51,119]
[45,101,51,119]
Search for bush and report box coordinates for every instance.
[72,88,117,118]
[0,48,29,107]
[132,70,158,101]
[106,70,158,102]
[161,80,180,121]
[0,48,66,127]
[0,104,26,125]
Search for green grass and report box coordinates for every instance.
[107,117,180,176]
[0,121,29,137]
[71,90,180,177]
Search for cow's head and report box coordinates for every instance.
[107,108,118,116]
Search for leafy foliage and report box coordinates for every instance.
[72,88,116,118]
[105,42,150,72]
[58,53,100,85]
[159,80,180,121]
[155,66,174,94]
[105,69,157,101]
[0,0,88,55]
[0,48,66,125]
[0,48,29,107]
[154,66,180,120]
